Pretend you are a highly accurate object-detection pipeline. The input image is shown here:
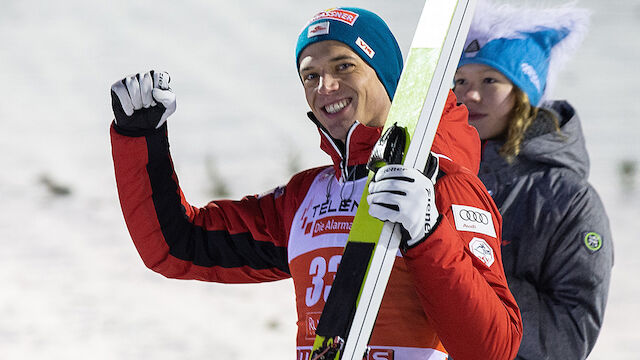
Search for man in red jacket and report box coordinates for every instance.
[110,7,521,360]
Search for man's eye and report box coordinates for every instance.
[454,78,466,86]
[304,73,318,81]
[483,77,497,84]
[337,63,354,71]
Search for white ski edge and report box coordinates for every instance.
[340,1,477,359]
[407,0,478,169]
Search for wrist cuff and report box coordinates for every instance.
[400,214,443,253]
[112,121,167,137]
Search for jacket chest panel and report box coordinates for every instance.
[288,168,367,263]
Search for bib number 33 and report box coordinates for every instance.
[305,255,342,307]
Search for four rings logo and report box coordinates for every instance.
[459,209,489,224]
[451,204,497,238]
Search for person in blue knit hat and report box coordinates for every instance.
[108,6,522,360]
[290,8,522,359]
[296,8,403,100]
[453,1,613,359]
[294,7,404,141]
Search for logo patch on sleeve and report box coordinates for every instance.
[451,204,496,238]
[584,232,603,252]
[308,21,330,38]
[469,237,495,267]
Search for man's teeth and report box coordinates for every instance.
[325,99,350,114]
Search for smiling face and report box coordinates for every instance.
[298,40,391,142]
[453,63,517,141]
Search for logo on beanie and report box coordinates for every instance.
[463,39,481,57]
[310,8,359,26]
[521,62,541,91]
[308,21,330,38]
[356,37,375,59]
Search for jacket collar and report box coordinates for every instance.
[307,112,382,182]
[479,100,588,178]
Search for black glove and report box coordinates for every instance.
[110,70,176,132]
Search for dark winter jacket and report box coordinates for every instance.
[478,100,613,360]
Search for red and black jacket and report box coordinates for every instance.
[111,90,522,359]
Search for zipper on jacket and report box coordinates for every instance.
[306,111,362,183]
[341,123,359,182]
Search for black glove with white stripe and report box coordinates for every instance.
[110,70,176,133]
[367,155,441,249]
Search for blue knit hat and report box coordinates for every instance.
[458,28,568,106]
[295,7,403,100]
[457,0,590,106]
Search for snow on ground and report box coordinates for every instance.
[0,0,637,358]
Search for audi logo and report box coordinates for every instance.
[459,209,489,224]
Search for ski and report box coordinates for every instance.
[310,1,477,359]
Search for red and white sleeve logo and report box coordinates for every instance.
[469,237,495,267]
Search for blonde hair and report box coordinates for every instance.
[500,87,560,162]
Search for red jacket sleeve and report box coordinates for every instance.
[402,162,522,360]
[110,123,313,283]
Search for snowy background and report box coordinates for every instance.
[0,0,638,359]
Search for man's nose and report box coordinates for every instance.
[318,73,339,94]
